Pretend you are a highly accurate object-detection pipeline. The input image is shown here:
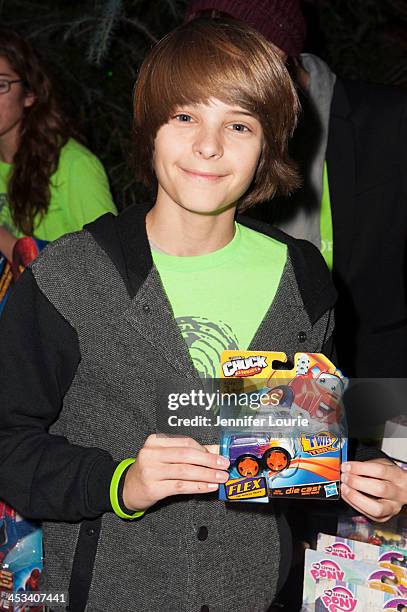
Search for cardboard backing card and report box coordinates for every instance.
[218,351,347,502]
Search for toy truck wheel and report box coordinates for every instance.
[235,455,261,478]
[262,447,291,473]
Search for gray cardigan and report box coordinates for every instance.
[0,205,337,611]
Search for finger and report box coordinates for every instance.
[205,444,220,455]
[341,483,399,520]
[341,460,396,481]
[341,472,399,501]
[145,434,205,451]
[163,463,229,483]
[340,485,380,519]
[156,480,220,498]
[149,445,230,469]
[340,489,394,522]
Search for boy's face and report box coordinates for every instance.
[153,98,263,215]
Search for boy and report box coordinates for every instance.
[0,18,402,612]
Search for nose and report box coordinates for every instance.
[192,125,223,160]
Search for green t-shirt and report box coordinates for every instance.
[0,138,117,241]
[320,161,333,270]
[152,223,287,377]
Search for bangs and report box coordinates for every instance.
[134,18,289,131]
[151,28,265,119]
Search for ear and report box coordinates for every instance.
[23,91,36,108]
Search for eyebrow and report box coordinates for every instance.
[225,110,256,118]
[0,73,13,77]
[176,104,258,120]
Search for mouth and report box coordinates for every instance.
[316,401,335,419]
[180,167,227,181]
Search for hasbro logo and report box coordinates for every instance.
[324,482,338,498]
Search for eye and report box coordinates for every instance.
[229,123,250,133]
[174,113,193,123]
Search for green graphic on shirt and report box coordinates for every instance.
[176,315,239,378]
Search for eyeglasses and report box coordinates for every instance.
[0,79,23,95]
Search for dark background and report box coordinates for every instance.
[1,0,406,209]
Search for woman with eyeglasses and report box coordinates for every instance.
[0,27,117,263]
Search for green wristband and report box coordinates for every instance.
[110,458,145,519]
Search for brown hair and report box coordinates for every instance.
[0,27,77,235]
[133,17,301,210]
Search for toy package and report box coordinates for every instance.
[302,549,407,609]
[337,515,407,550]
[302,581,407,611]
[218,351,347,502]
[317,533,407,566]
[0,502,43,612]
[0,237,47,316]
[0,256,12,316]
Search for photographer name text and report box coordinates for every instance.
[167,414,309,428]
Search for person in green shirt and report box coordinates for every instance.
[0,27,117,262]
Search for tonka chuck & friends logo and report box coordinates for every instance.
[222,355,268,377]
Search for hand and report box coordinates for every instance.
[341,458,407,522]
[123,434,230,512]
